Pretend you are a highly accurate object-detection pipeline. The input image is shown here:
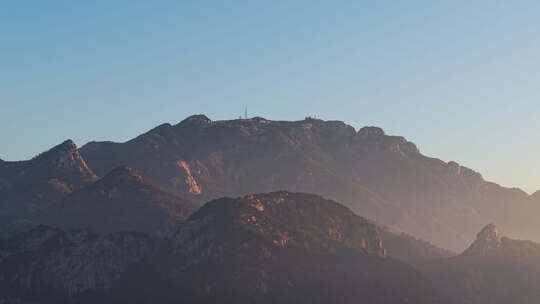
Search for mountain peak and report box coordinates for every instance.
[32,139,97,182]
[478,224,500,239]
[357,126,386,138]
[463,224,502,256]
[250,116,270,123]
[37,139,78,156]
[178,114,212,126]
[101,166,144,184]
[59,139,77,150]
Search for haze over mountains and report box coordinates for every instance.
[2,115,540,250]
[425,224,540,304]
[77,115,537,250]
[2,114,540,303]
[1,192,539,304]
[40,166,198,235]
[0,192,449,304]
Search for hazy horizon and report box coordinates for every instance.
[2,1,540,193]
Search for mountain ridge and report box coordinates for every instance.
[78,115,536,250]
[1,115,538,250]
[39,166,198,235]
[0,192,448,304]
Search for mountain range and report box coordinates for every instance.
[0,192,448,304]
[77,115,538,250]
[2,192,540,304]
[1,115,540,303]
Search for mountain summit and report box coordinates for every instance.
[0,140,97,220]
[30,140,97,183]
[462,224,502,256]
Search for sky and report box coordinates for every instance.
[1,1,540,193]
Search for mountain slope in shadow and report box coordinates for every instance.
[0,192,447,304]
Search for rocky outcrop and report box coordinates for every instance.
[178,114,213,127]
[462,224,502,256]
[356,126,386,138]
[175,161,202,195]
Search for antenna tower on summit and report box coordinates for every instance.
[245,106,248,119]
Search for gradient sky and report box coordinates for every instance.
[2,1,540,193]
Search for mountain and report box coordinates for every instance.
[80,115,533,250]
[0,192,446,304]
[39,166,198,235]
[0,140,97,221]
[138,191,445,304]
[425,224,540,304]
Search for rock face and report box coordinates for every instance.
[424,224,540,304]
[39,166,198,236]
[0,192,446,304]
[462,224,502,256]
[79,115,533,250]
[0,225,158,303]
[0,140,97,221]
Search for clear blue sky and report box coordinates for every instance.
[2,1,540,193]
